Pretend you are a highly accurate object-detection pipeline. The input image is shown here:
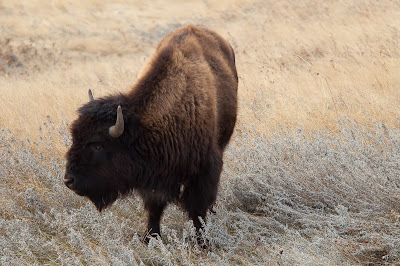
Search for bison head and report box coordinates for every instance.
[64,91,138,211]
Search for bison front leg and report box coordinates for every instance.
[143,198,167,243]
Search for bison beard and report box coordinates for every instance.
[64,25,238,247]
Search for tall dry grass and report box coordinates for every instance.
[1,0,399,139]
[1,0,400,264]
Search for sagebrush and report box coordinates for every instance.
[1,118,399,265]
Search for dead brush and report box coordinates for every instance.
[1,117,400,264]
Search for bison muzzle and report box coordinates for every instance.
[64,25,238,246]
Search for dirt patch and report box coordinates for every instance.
[0,39,63,75]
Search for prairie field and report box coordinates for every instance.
[1,0,400,265]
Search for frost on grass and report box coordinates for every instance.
[1,118,400,265]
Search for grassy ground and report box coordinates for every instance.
[1,0,400,264]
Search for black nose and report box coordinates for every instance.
[64,174,75,189]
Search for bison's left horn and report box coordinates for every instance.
[109,106,124,138]
[88,89,94,101]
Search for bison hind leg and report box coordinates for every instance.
[181,155,222,248]
[182,181,217,249]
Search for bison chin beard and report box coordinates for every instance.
[87,191,119,212]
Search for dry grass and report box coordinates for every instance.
[1,0,400,264]
[1,0,399,139]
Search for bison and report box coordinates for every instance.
[64,25,238,245]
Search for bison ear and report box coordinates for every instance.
[88,89,94,101]
[109,106,124,138]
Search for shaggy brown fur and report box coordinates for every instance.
[64,25,238,245]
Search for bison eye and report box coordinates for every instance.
[90,142,104,151]
[95,145,104,151]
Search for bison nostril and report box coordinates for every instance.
[63,175,75,188]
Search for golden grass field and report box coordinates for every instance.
[1,0,400,264]
[1,0,399,142]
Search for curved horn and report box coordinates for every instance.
[109,106,124,138]
[88,89,94,101]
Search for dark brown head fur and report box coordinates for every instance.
[64,25,238,241]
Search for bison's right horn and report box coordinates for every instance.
[88,89,94,101]
[109,106,124,138]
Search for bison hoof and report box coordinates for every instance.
[196,235,210,250]
[142,233,161,245]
